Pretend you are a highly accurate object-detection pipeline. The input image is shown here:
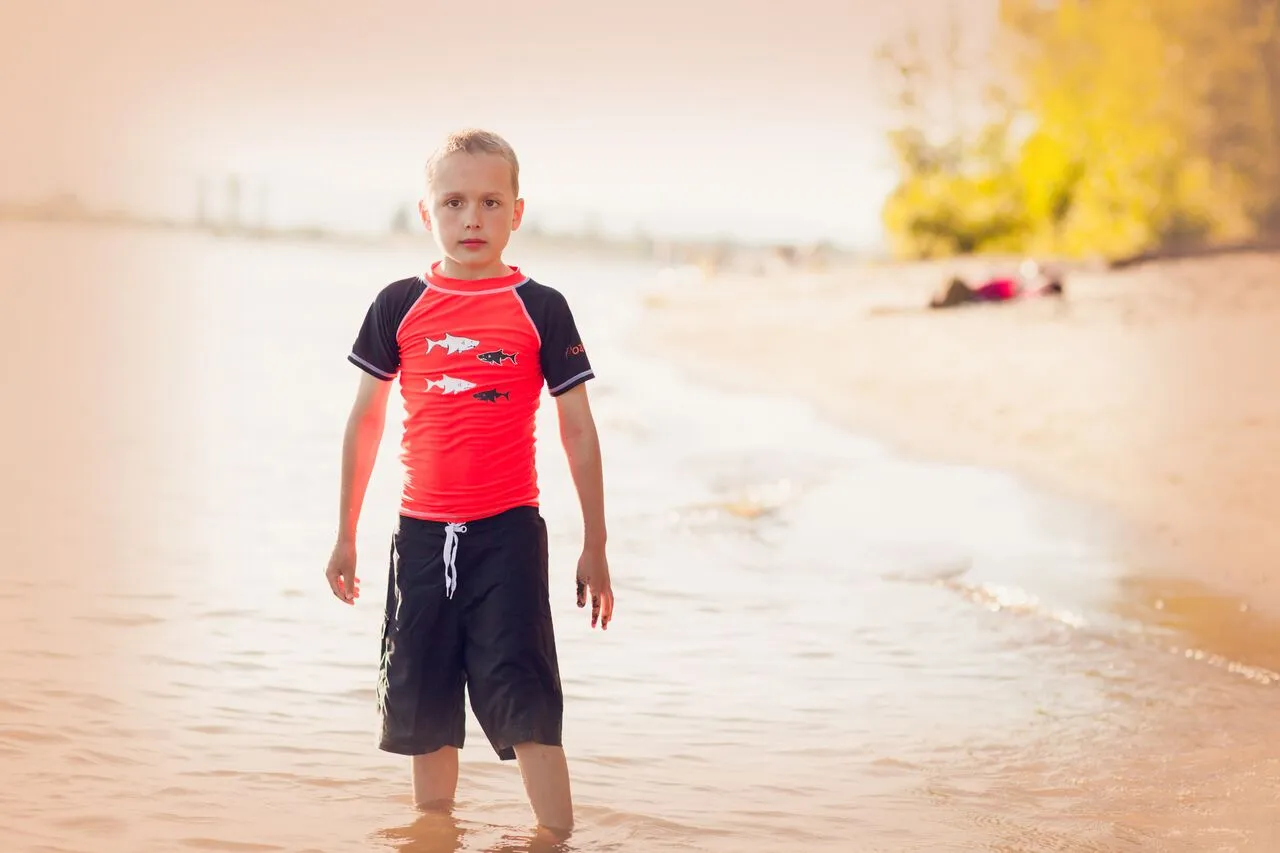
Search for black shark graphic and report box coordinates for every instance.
[476,349,518,366]
[473,388,511,403]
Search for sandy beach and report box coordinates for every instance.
[638,251,1280,634]
[6,222,1280,852]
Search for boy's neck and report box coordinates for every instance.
[435,257,513,281]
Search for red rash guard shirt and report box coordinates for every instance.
[347,263,595,523]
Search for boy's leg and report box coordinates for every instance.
[377,517,468,805]
[513,742,574,834]
[412,746,460,810]
[458,508,573,832]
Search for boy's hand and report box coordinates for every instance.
[325,538,361,605]
[575,547,613,630]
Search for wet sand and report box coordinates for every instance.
[638,252,1280,627]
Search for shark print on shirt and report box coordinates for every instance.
[346,262,596,521]
[476,349,518,366]
[426,375,478,395]
[426,333,480,355]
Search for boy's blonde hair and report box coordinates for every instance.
[424,128,520,196]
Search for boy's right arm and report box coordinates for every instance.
[325,370,394,605]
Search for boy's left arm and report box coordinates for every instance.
[556,383,613,630]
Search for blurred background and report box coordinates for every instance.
[3,1,1279,851]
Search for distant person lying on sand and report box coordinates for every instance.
[929,263,1064,310]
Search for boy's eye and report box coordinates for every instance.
[484,199,501,208]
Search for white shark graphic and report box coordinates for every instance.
[426,375,478,395]
[426,333,480,355]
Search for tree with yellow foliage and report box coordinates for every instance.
[881,0,1280,260]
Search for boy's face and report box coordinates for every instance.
[419,152,524,274]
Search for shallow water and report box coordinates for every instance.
[1,222,1277,852]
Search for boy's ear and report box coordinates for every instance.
[418,198,432,232]
[511,198,525,231]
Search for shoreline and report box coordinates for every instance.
[634,252,1280,634]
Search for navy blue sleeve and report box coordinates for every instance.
[516,281,595,396]
[348,278,425,380]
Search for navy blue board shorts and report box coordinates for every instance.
[376,505,564,761]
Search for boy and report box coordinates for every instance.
[322,128,613,837]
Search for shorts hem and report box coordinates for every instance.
[378,736,464,757]
[488,725,563,761]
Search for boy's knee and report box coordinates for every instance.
[512,740,566,760]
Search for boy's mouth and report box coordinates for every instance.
[460,238,487,248]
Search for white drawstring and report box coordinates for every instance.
[442,522,467,598]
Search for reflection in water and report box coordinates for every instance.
[373,811,468,853]
[372,809,575,853]
[1,223,1278,853]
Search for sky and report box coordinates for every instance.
[0,0,1000,249]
